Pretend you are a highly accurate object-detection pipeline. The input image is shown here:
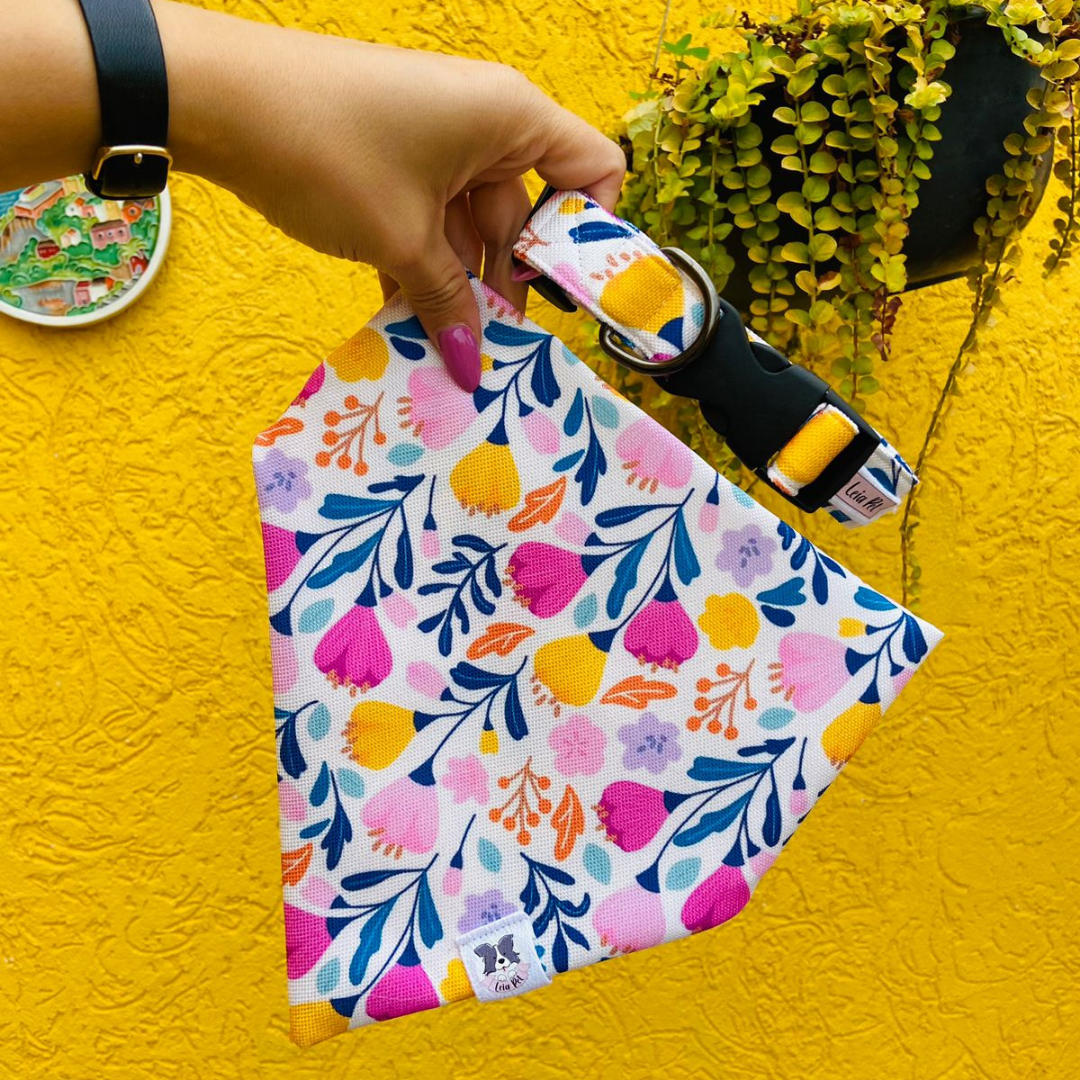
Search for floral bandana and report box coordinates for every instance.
[254,195,943,1047]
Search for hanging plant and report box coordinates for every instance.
[600,0,1080,609]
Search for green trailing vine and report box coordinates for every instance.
[607,0,1080,611]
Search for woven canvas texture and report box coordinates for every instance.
[254,276,942,1047]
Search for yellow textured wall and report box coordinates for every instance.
[2,1,1077,1078]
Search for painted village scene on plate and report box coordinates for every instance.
[0,176,164,322]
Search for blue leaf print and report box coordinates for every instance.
[564,388,584,436]
[394,523,413,590]
[688,757,768,782]
[307,532,380,589]
[310,762,331,806]
[299,819,330,839]
[594,503,664,528]
[385,315,427,339]
[672,509,701,586]
[762,775,782,848]
[568,221,632,242]
[485,321,548,347]
[341,868,412,891]
[503,677,528,741]
[530,337,561,408]
[607,540,648,619]
[553,449,585,473]
[673,793,752,847]
[761,605,797,627]
[318,495,397,520]
[416,874,443,949]
[322,778,354,871]
[845,647,874,675]
[902,613,928,664]
[349,901,394,986]
[854,586,897,611]
[278,715,307,779]
[757,577,807,608]
[657,316,684,350]
[389,336,425,360]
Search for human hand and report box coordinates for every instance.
[158,2,626,389]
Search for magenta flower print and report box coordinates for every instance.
[441,755,489,804]
[401,366,478,450]
[618,712,682,775]
[715,523,776,589]
[458,889,516,934]
[592,885,666,954]
[314,604,392,693]
[361,776,439,856]
[681,864,751,933]
[262,523,301,592]
[284,904,333,979]
[365,961,439,1022]
[595,781,672,852]
[506,542,588,619]
[255,448,312,513]
[622,588,699,672]
[291,362,325,407]
[547,713,606,777]
[769,632,850,711]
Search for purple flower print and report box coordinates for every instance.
[618,712,682,775]
[458,889,516,934]
[255,448,312,513]
[715,524,776,589]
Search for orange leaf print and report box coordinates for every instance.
[467,622,536,660]
[600,675,678,710]
[255,416,304,447]
[508,476,566,533]
[282,843,313,886]
[552,784,584,862]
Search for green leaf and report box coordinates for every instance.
[808,234,838,261]
[781,241,810,264]
[800,101,829,123]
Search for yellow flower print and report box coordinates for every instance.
[821,700,882,766]
[344,701,414,770]
[440,958,475,1002]
[698,593,760,650]
[479,726,499,755]
[532,634,608,712]
[450,441,521,515]
[839,618,867,638]
[558,196,587,215]
[289,1001,349,1048]
[326,326,389,382]
[600,254,684,333]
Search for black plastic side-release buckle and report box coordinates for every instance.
[656,297,880,513]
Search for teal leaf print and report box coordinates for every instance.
[573,593,598,629]
[591,394,619,429]
[478,837,502,873]
[297,599,334,633]
[316,958,341,995]
[307,704,331,742]
[757,707,796,730]
[854,586,897,612]
[665,857,701,891]
[337,768,365,799]
[583,842,611,885]
[387,443,424,466]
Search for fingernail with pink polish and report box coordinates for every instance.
[511,265,542,282]
[439,324,481,392]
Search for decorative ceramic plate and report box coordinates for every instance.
[0,175,170,327]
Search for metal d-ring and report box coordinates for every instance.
[597,247,721,376]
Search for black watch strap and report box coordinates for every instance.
[77,0,171,199]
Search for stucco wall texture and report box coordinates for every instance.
[2,1,1077,1078]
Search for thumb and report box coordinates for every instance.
[394,233,483,392]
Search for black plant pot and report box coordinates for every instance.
[719,10,1051,312]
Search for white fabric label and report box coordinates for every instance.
[456,911,551,1004]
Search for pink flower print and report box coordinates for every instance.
[279,781,307,822]
[615,418,694,493]
[255,448,312,513]
[768,632,849,712]
[458,889,516,934]
[595,781,672,852]
[622,589,699,671]
[698,499,719,534]
[749,850,777,879]
[421,527,440,559]
[400,366,478,450]
[555,511,591,546]
[790,787,809,816]
[715,524,777,589]
[291,362,325,406]
[302,875,337,909]
[284,904,333,979]
[382,591,416,629]
[592,885,666,954]
[441,755,489,804]
[366,961,439,1022]
[407,661,448,700]
[522,410,561,455]
[547,714,606,777]
[442,866,463,896]
[617,712,682,775]
[506,542,588,619]
[549,260,587,303]
[270,629,298,695]
[681,864,751,933]
[314,604,392,693]
[362,776,439,856]
[262,523,301,592]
